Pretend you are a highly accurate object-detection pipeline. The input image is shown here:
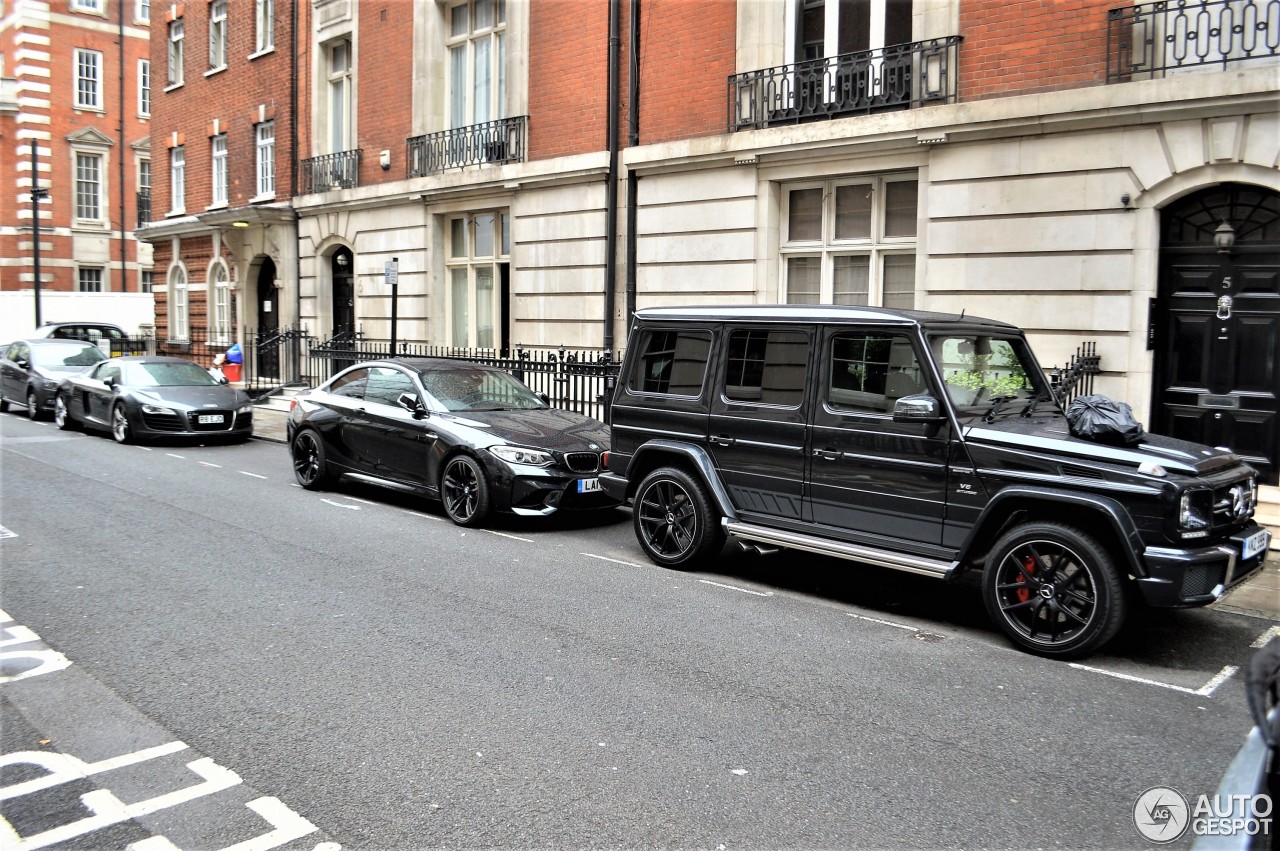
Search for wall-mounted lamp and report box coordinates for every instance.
[1120,193,1131,210]
[231,220,251,228]
[1214,220,1236,253]
[335,253,349,268]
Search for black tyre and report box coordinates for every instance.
[983,522,1126,659]
[111,403,132,443]
[54,394,77,430]
[632,467,724,569]
[0,397,8,413]
[291,429,331,489]
[441,455,491,526]
[26,389,41,421]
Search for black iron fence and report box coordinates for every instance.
[1107,0,1280,82]
[729,36,961,131]
[1048,342,1102,406]
[300,149,362,194]
[406,116,529,177]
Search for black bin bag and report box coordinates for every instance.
[1066,395,1145,446]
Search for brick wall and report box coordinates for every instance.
[355,2,414,185]
[637,0,736,143]
[960,0,1114,100]
[528,0,612,160]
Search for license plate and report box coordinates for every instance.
[577,478,601,494]
[198,414,225,424]
[1242,529,1270,560]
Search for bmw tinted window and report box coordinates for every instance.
[364,367,416,407]
[329,368,369,400]
[629,329,711,396]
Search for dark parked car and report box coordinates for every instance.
[601,305,1270,659]
[0,338,107,419]
[287,358,616,526]
[55,356,254,443]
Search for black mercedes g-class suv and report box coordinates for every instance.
[600,305,1271,658]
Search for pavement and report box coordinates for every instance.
[247,402,1278,621]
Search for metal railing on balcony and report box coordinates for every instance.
[1107,0,1280,82]
[406,115,529,177]
[729,36,961,132]
[136,189,151,227]
[300,149,362,194]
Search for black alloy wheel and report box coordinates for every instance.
[54,395,76,430]
[26,389,40,421]
[632,467,723,568]
[111,403,132,444]
[441,455,490,527]
[983,522,1126,659]
[291,430,330,489]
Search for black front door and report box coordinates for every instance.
[332,249,355,372]
[1152,184,1280,485]
[256,258,279,380]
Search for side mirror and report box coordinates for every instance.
[892,393,945,424]
[217,374,229,386]
[15,359,29,370]
[398,392,428,418]
[103,375,116,389]
[538,393,550,405]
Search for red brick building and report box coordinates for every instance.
[0,0,153,311]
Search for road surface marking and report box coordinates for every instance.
[216,796,320,851]
[698,579,773,597]
[1252,625,1280,648]
[199,462,222,469]
[849,613,918,631]
[0,526,15,540]
[342,496,378,506]
[1069,662,1238,697]
[482,529,533,543]
[320,499,359,510]
[0,742,189,801]
[165,453,185,460]
[400,509,444,522]
[239,471,268,479]
[135,446,152,451]
[581,553,645,568]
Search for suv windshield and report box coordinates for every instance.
[929,333,1054,418]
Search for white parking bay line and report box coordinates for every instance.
[581,553,645,568]
[1252,625,1280,648]
[199,462,222,469]
[698,579,773,597]
[482,529,534,543]
[320,499,360,510]
[849,613,919,632]
[165,453,185,460]
[239,471,268,479]
[400,509,444,522]
[342,496,379,506]
[1069,662,1239,697]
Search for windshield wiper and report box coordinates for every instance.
[1020,391,1054,418]
[981,395,1017,423]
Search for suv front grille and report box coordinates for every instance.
[563,452,600,473]
[1210,479,1255,531]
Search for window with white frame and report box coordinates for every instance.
[169,265,189,340]
[78,267,104,292]
[210,262,232,343]
[781,175,918,309]
[74,49,103,110]
[211,135,228,206]
[140,269,154,294]
[255,121,275,198]
[208,0,227,70]
[255,0,274,53]
[136,0,150,22]
[324,39,353,153]
[71,0,103,13]
[446,0,506,129]
[138,59,150,115]
[788,0,912,63]
[446,209,509,348]
[169,146,185,213]
[167,19,184,86]
[75,152,104,221]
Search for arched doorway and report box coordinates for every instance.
[256,257,279,380]
[331,248,355,337]
[1151,183,1280,484]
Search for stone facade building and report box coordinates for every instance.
[0,0,153,300]
[141,0,1279,485]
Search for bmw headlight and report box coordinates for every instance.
[489,445,554,467]
[1179,489,1212,536]
[141,403,175,415]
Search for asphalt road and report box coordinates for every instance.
[1,411,1276,849]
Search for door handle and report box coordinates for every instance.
[814,449,840,460]
[710,435,735,447]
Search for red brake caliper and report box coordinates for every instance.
[1015,555,1036,603]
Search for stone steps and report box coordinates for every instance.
[1258,485,1280,551]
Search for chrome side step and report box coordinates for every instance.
[722,520,957,579]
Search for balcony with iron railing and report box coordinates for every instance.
[1107,0,1280,82]
[729,36,961,132]
[136,189,151,228]
[300,149,362,195]
[406,115,529,177]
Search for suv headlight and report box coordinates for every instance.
[489,445,554,467]
[1179,489,1212,535]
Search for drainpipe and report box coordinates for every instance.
[603,0,620,352]
[118,0,127,292]
[290,0,303,381]
[624,0,640,341]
